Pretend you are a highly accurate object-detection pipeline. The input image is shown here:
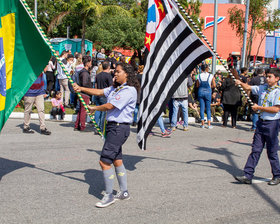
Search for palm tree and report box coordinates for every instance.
[48,0,130,54]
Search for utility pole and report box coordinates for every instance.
[212,0,218,75]
[34,0,37,19]
[241,0,250,67]
[67,26,70,39]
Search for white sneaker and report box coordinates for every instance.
[95,193,115,208]
[208,125,213,129]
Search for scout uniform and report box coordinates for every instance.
[100,83,137,164]
[243,84,280,180]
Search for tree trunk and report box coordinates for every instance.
[246,20,255,67]
[81,16,86,55]
[255,33,266,65]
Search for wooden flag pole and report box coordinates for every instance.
[173,0,253,106]
[20,0,104,139]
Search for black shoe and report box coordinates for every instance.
[74,128,80,131]
[132,122,137,127]
[234,175,252,184]
[268,177,280,186]
[40,128,51,135]
[23,127,35,134]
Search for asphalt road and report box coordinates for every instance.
[0,119,280,224]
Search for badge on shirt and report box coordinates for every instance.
[115,95,120,100]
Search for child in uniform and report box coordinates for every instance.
[234,68,280,185]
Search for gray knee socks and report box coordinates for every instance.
[115,164,127,192]
[102,168,114,194]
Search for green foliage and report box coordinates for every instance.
[177,0,204,31]
[86,15,145,50]
[25,0,148,51]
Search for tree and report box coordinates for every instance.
[228,0,280,65]
[177,0,204,32]
[86,14,145,51]
[45,0,130,54]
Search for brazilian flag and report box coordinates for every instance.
[0,0,51,131]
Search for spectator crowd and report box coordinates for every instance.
[21,49,277,137]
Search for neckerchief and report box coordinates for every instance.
[262,85,279,107]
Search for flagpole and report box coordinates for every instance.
[173,0,253,106]
[241,0,250,67]
[20,0,104,139]
[212,0,218,75]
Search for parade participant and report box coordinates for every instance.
[73,63,139,207]
[196,64,216,129]
[234,68,280,185]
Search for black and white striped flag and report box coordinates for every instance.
[137,0,213,150]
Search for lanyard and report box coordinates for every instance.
[112,83,127,96]
[262,85,279,107]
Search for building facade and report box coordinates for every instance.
[265,0,280,59]
[199,2,265,60]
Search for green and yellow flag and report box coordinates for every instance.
[0,0,51,131]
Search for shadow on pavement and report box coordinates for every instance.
[0,157,35,181]
[187,145,280,213]
[55,169,105,199]
[16,123,41,133]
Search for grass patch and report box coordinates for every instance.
[13,100,76,114]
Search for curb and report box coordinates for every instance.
[9,112,223,123]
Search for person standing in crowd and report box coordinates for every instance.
[106,51,117,70]
[70,53,84,110]
[74,57,92,132]
[73,63,139,207]
[196,64,216,129]
[236,56,241,74]
[239,67,248,83]
[157,115,171,138]
[270,60,277,68]
[171,75,192,131]
[132,65,144,127]
[45,56,56,96]
[249,68,266,131]
[96,48,106,65]
[221,69,241,128]
[235,68,280,186]
[94,61,113,133]
[57,53,73,108]
[227,53,234,70]
[50,91,65,120]
[23,73,51,135]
